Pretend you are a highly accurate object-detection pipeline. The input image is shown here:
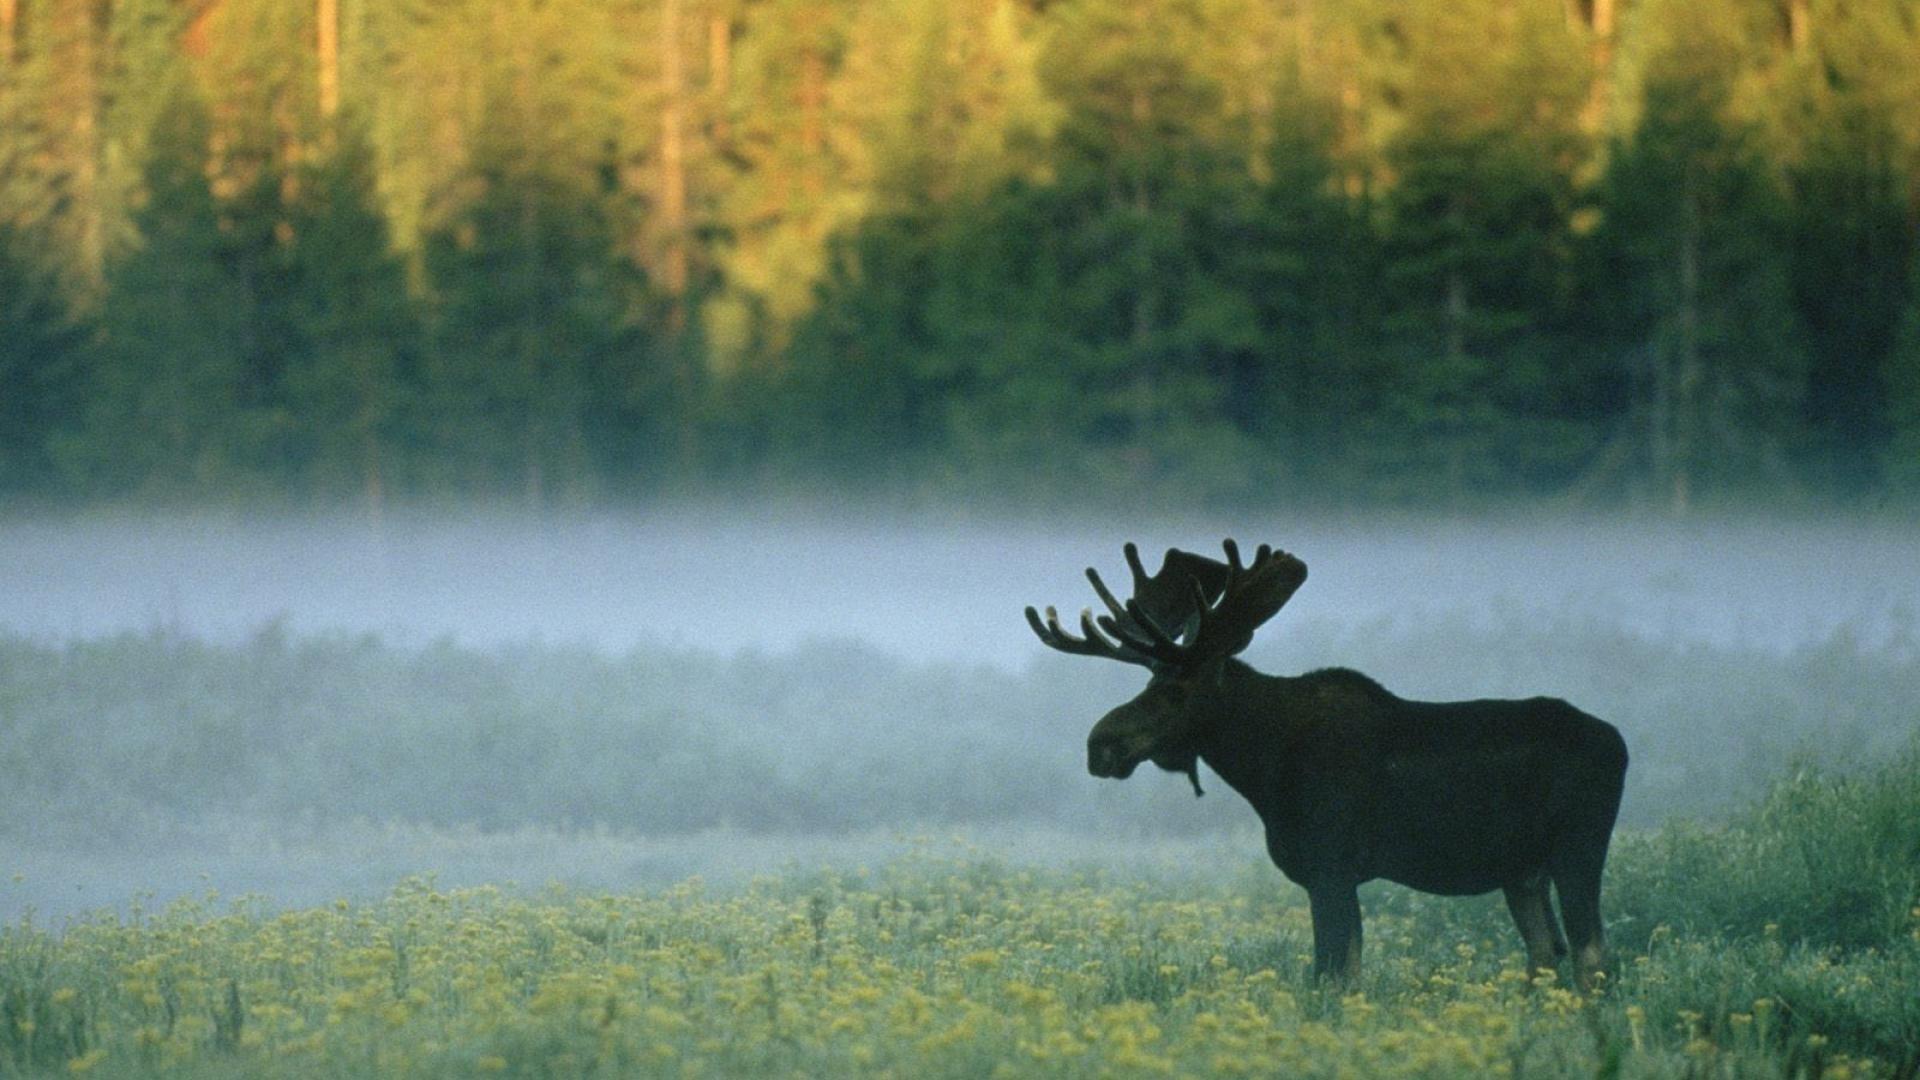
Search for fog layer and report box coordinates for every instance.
[3,512,1915,665]
[4,510,1916,923]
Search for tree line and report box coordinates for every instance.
[2,0,1918,514]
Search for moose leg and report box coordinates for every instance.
[1549,841,1610,992]
[1307,884,1362,983]
[1502,877,1565,980]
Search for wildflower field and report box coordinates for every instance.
[6,749,1919,1080]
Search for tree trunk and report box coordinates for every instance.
[56,0,103,295]
[361,426,384,528]
[707,7,731,143]
[317,0,339,119]
[1445,266,1468,366]
[1648,340,1672,513]
[800,44,825,199]
[1125,85,1157,472]
[660,0,688,329]
[1672,177,1703,516]
[519,199,545,510]
[1,0,17,69]
[1582,0,1615,135]
[798,4,826,203]
[1445,266,1470,501]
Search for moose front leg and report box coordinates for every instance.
[1307,883,1363,983]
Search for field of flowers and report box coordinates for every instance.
[6,805,1920,1080]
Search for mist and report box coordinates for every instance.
[4,510,1914,665]
[4,507,1916,925]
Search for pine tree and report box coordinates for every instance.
[1232,64,1379,501]
[423,92,627,507]
[1886,280,1920,501]
[280,120,419,515]
[0,224,85,497]
[971,0,1265,504]
[774,0,1057,494]
[1586,10,1807,512]
[63,84,260,499]
[1774,0,1920,497]
[704,0,866,369]
[1371,0,1592,502]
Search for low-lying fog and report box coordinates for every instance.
[5,509,1917,923]
[3,510,1914,664]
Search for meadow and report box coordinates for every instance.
[4,743,1919,1078]
[4,565,1920,1077]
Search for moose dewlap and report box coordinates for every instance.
[1026,540,1628,988]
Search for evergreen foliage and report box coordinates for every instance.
[280,121,419,511]
[58,85,266,500]
[1,0,1917,511]
[0,224,83,497]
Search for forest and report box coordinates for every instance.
[2,0,1919,513]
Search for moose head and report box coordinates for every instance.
[1024,540,1307,794]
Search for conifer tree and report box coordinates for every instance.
[0,224,84,497]
[1884,272,1920,500]
[1232,65,1378,500]
[65,85,259,499]
[423,93,626,507]
[983,0,1264,502]
[1773,0,1920,496]
[1587,8,1807,512]
[281,120,419,514]
[1372,0,1590,500]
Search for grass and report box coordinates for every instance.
[4,749,1919,1079]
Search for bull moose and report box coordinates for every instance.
[1025,541,1628,987]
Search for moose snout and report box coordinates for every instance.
[1087,738,1139,779]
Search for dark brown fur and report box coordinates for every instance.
[1035,543,1629,986]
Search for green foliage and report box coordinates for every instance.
[4,749,1920,1075]
[56,85,271,501]
[1584,18,1809,509]
[278,122,420,509]
[420,114,633,507]
[0,226,85,498]
[1608,748,1920,952]
[5,0,1920,510]
[1364,0,1593,500]
[1887,287,1920,499]
[1775,0,1920,496]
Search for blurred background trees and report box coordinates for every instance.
[2,0,1917,513]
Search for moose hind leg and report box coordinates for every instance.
[1502,877,1565,980]
[1549,839,1611,992]
[1308,884,1363,984]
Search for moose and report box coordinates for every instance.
[1026,541,1628,987]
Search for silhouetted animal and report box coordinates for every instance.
[1026,541,1628,986]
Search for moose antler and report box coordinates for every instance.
[1078,543,1237,648]
[1026,541,1301,669]
[1099,540,1307,668]
[1026,541,1200,667]
[1024,604,1160,666]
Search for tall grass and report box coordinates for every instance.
[3,748,1917,1077]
